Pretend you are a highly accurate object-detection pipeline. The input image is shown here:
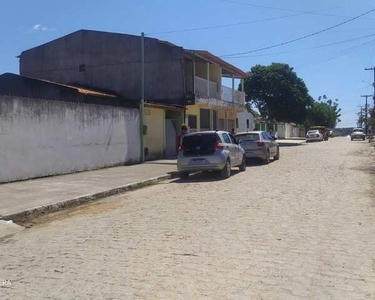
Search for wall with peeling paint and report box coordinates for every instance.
[0,96,140,183]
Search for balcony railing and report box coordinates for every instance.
[186,76,245,105]
[221,86,245,105]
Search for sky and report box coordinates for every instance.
[1,0,375,128]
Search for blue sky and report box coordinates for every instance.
[1,0,375,127]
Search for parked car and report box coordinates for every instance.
[310,126,329,141]
[306,130,323,142]
[177,131,246,179]
[351,128,366,141]
[235,131,279,164]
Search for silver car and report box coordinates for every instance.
[177,131,246,179]
[235,131,280,164]
[306,130,323,142]
[351,128,365,141]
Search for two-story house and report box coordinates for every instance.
[183,50,247,133]
[19,29,248,159]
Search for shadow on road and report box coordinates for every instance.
[172,170,242,183]
[278,143,306,147]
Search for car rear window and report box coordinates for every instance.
[182,133,219,155]
[235,133,259,143]
[307,130,319,134]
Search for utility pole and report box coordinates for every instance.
[357,105,363,128]
[365,67,375,106]
[140,32,145,163]
[361,95,371,134]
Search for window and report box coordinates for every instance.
[200,109,210,130]
[229,134,237,144]
[236,118,239,129]
[188,115,197,130]
[182,133,219,156]
[246,119,250,129]
[222,133,231,144]
[235,133,260,143]
[262,132,270,140]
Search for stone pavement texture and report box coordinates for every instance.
[0,160,176,219]
[1,137,375,299]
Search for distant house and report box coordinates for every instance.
[253,116,305,138]
[18,29,248,159]
[236,110,256,133]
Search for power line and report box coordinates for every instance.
[296,38,375,68]
[225,33,375,59]
[220,7,375,57]
[147,7,335,35]
[219,0,375,20]
[219,0,351,18]
[148,14,305,35]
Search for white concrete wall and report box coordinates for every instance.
[0,96,140,183]
[237,111,255,132]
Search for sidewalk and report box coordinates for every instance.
[0,160,177,222]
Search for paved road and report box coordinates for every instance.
[1,137,375,299]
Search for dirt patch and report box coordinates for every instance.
[18,195,124,228]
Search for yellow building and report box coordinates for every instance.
[143,103,184,160]
[143,50,247,160]
[183,50,248,133]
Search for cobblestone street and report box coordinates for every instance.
[1,137,375,299]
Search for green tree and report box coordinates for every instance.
[241,63,313,125]
[306,95,341,128]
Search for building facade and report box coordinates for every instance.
[18,30,248,159]
[183,50,248,133]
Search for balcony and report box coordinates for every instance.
[186,76,245,106]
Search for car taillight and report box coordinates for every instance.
[257,141,265,146]
[215,141,224,150]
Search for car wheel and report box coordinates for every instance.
[179,172,189,180]
[220,159,231,179]
[239,155,246,172]
[274,148,280,160]
[263,151,270,164]
[351,137,353,141]
[363,137,365,141]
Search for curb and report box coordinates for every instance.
[0,172,178,223]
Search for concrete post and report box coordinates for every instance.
[207,62,210,98]
[232,75,235,104]
[140,32,145,163]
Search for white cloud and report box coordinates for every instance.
[32,24,56,31]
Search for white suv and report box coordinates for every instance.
[351,128,365,141]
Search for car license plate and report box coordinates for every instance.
[192,159,205,165]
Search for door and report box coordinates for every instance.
[229,133,241,165]
[222,133,237,164]
[166,120,177,158]
[200,109,210,131]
